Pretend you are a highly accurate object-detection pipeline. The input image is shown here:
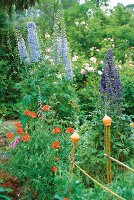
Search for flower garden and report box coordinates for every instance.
[0,1,134,200]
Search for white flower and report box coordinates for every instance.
[104,38,107,41]
[49,58,54,66]
[80,21,86,25]
[98,70,102,75]
[45,33,50,39]
[56,73,62,80]
[87,67,94,72]
[100,60,103,64]
[46,48,51,53]
[90,57,97,63]
[86,9,94,17]
[118,65,122,69]
[84,63,90,68]
[81,69,87,75]
[111,38,114,42]
[75,22,79,26]
[111,44,115,47]
[45,55,50,60]
[96,49,100,52]
[72,55,78,62]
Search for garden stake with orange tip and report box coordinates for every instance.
[69,131,80,196]
[102,115,112,184]
[70,132,80,173]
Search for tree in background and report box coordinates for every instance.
[84,0,109,7]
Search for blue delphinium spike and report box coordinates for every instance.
[18,37,30,64]
[52,9,74,80]
[27,21,40,62]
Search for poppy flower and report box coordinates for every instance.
[52,141,60,149]
[65,127,74,134]
[55,157,60,161]
[52,127,61,134]
[24,110,31,115]
[22,134,30,142]
[15,122,22,128]
[6,133,14,140]
[29,112,37,118]
[42,105,50,111]
[51,166,57,172]
[63,198,69,200]
[16,128,24,134]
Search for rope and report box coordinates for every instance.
[73,162,125,200]
[104,154,134,172]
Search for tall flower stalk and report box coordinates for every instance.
[100,49,122,115]
[27,21,40,62]
[17,37,30,64]
[52,8,74,80]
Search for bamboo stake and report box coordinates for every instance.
[70,142,75,173]
[74,162,125,200]
[104,154,134,172]
[106,126,112,183]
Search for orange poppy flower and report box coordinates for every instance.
[65,127,74,134]
[55,157,60,161]
[15,122,22,128]
[16,128,24,134]
[22,134,30,142]
[51,166,57,172]
[52,141,60,149]
[52,127,61,134]
[29,112,37,118]
[24,110,31,115]
[6,133,14,140]
[63,198,69,200]
[42,105,50,111]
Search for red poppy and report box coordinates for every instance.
[55,157,60,161]
[24,110,31,115]
[15,122,22,128]
[63,198,69,200]
[29,112,37,118]
[42,105,50,111]
[65,127,74,134]
[6,133,14,140]
[52,141,60,149]
[53,127,61,134]
[22,134,30,142]
[51,166,57,172]
[16,128,24,134]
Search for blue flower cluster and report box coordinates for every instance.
[17,37,30,64]
[27,21,40,62]
[62,37,74,80]
[52,9,74,80]
[101,49,122,105]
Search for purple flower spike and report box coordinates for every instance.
[100,49,122,113]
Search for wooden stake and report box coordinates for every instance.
[106,126,112,183]
[70,142,75,174]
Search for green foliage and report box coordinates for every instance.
[120,65,134,116]
[0,10,21,119]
